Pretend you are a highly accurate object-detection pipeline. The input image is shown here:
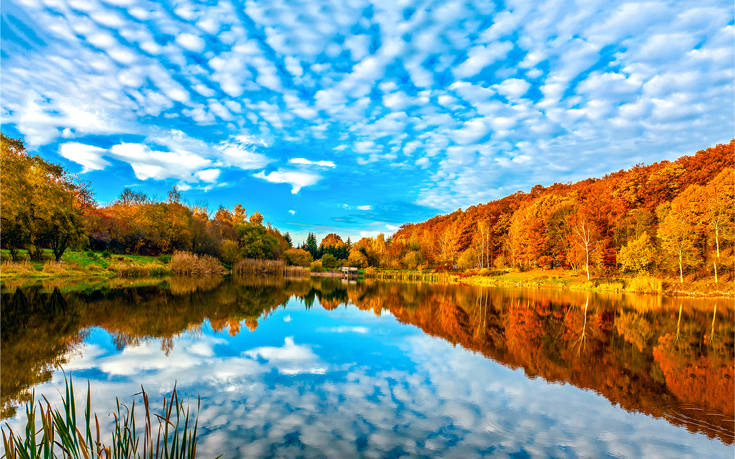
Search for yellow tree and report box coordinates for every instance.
[703,168,735,284]
[657,202,698,284]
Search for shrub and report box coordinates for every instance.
[220,239,240,264]
[170,251,224,276]
[101,250,111,258]
[84,250,97,258]
[310,260,323,272]
[159,253,172,264]
[402,250,423,270]
[321,253,338,269]
[284,248,313,266]
[457,248,476,270]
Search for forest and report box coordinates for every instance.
[1,133,733,285]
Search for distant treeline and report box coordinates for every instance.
[1,133,733,283]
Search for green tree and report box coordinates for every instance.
[1,134,91,261]
[236,223,280,259]
[305,233,318,259]
[284,248,312,266]
[320,253,338,269]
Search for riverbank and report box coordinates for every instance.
[456,269,733,298]
[0,249,171,280]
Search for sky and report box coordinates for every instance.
[1,0,733,242]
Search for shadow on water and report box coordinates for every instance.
[1,276,733,444]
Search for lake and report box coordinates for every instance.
[1,277,733,457]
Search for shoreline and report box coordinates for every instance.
[2,252,731,299]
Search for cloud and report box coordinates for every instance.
[216,136,272,170]
[109,142,213,181]
[0,0,731,217]
[288,209,296,215]
[59,142,110,172]
[496,78,531,99]
[176,33,206,52]
[253,169,321,194]
[288,158,336,168]
[357,205,372,211]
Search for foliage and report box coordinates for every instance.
[1,134,91,261]
[283,248,312,267]
[618,233,656,273]
[320,253,338,269]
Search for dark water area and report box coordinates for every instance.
[1,277,733,457]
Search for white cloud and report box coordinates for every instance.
[454,41,513,78]
[357,205,372,211]
[195,168,221,182]
[59,142,110,172]
[496,78,531,99]
[288,158,336,168]
[216,135,272,170]
[253,169,321,194]
[176,33,206,52]
[288,209,296,215]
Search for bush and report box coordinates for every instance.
[158,253,172,264]
[220,239,239,264]
[101,250,111,258]
[321,253,338,269]
[84,250,97,258]
[402,250,423,270]
[170,251,224,276]
[310,260,323,272]
[457,248,476,270]
[284,248,313,266]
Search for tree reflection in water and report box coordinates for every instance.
[1,277,732,444]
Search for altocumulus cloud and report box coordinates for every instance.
[0,0,732,217]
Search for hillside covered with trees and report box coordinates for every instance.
[386,140,734,285]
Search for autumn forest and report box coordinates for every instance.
[2,133,733,292]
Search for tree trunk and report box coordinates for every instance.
[713,261,718,284]
[678,250,683,284]
[585,245,590,280]
[715,223,720,258]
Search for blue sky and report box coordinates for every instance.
[1,0,733,242]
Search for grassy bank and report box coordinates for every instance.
[1,249,171,280]
[455,269,733,297]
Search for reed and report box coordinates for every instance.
[109,261,171,278]
[233,258,287,276]
[1,375,202,458]
[170,251,224,276]
[363,269,453,283]
[625,275,663,294]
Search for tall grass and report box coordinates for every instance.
[363,268,453,283]
[625,275,663,294]
[109,261,171,278]
[2,376,203,458]
[170,252,224,276]
[233,258,287,276]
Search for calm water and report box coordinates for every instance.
[2,277,733,457]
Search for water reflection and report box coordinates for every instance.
[1,277,733,456]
